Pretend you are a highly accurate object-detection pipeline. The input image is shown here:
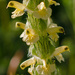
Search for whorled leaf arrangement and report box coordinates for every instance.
[7,0,70,75]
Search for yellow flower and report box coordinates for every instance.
[54,46,70,56]
[7,1,25,18]
[20,57,36,70]
[20,28,39,45]
[20,56,44,74]
[33,2,52,20]
[51,46,70,62]
[20,56,56,75]
[47,24,64,42]
[28,56,43,75]
[16,21,39,45]
[48,0,60,6]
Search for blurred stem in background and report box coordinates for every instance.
[0,0,10,30]
[0,0,28,75]
[73,0,75,34]
[70,0,75,75]
[0,0,10,74]
[62,0,75,75]
[62,0,73,23]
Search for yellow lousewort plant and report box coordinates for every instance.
[7,0,70,75]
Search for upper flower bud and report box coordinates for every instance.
[33,2,52,20]
[37,2,46,10]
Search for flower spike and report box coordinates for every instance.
[7,0,70,75]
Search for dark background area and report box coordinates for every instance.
[0,0,75,75]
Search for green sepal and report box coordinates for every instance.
[39,19,47,32]
[49,37,56,47]
[44,0,49,7]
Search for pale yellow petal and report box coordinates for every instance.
[20,31,25,38]
[33,8,52,20]
[49,23,57,28]
[7,1,25,10]
[11,9,25,19]
[49,33,59,42]
[36,65,47,75]
[51,46,70,57]
[16,22,25,29]
[28,65,34,75]
[47,26,64,34]
[33,2,52,19]
[47,18,53,27]
[55,53,64,63]
[20,57,36,70]
[37,2,46,10]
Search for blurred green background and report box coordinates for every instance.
[0,0,75,75]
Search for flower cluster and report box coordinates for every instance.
[7,0,70,75]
